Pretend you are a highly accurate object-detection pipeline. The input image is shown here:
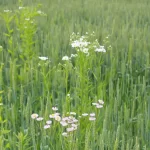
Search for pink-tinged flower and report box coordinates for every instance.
[60,121,68,126]
[36,117,43,121]
[90,113,95,117]
[96,105,103,108]
[46,120,52,124]
[68,120,74,124]
[72,119,78,123]
[31,113,38,119]
[82,113,88,116]
[62,117,69,121]
[44,125,50,129]
[98,100,104,105]
[52,107,58,111]
[62,132,68,137]
[71,124,78,128]
[89,117,96,121]
[66,127,74,132]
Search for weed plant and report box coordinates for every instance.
[0,0,150,149]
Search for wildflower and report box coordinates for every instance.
[66,127,74,132]
[92,103,98,106]
[52,107,58,111]
[31,113,38,119]
[72,118,78,123]
[82,113,88,116]
[96,105,103,108]
[98,99,104,104]
[49,113,60,119]
[62,56,70,61]
[69,112,76,115]
[89,117,96,121]
[44,125,50,129]
[36,117,43,121]
[62,117,69,121]
[39,56,48,60]
[90,113,95,117]
[46,120,52,124]
[60,121,68,126]
[55,115,61,122]
[71,54,78,58]
[71,124,78,128]
[62,132,68,137]
[71,40,81,48]
[95,46,106,53]
[82,48,89,54]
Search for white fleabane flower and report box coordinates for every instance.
[49,113,60,118]
[66,127,74,132]
[81,48,89,54]
[31,113,38,119]
[96,105,103,108]
[95,46,106,53]
[89,117,96,121]
[52,107,58,111]
[55,115,61,122]
[36,117,43,121]
[98,99,104,104]
[39,56,48,60]
[92,103,98,106]
[69,112,76,115]
[71,40,90,48]
[71,40,81,48]
[62,56,70,61]
[82,113,88,116]
[46,120,52,124]
[60,121,68,126]
[44,125,50,129]
[71,54,78,58]
[90,113,95,117]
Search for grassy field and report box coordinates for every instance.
[0,0,150,149]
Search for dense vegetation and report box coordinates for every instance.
[0,0,150,149]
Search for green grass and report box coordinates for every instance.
[0,0,150,149]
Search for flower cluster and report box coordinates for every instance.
[70,32,106,55]
[31,99,104,137]
[92,99,104,108]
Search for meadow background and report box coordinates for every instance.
[0,0,150,149]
